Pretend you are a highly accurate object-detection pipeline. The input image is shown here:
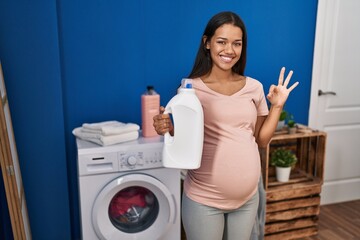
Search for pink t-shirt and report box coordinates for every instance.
[183,77,269,210]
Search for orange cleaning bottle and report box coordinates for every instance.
[141,86,160,137]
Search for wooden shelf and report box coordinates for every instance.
[261,128,327,240]
[260,130,326,191]
[267,168,322,188]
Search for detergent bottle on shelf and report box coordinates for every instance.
[162,78,204,169]
[141,86,160,137]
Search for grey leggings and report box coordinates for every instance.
[182,191,259,240]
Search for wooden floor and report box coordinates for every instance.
[303,200,360,240]
[181,200,360,240]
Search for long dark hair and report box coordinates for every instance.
[188,11,247,78]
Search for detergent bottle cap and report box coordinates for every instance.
[181,78,193,89]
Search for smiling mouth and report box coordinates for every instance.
[220,55,233,63]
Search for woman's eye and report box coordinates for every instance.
[234,42,242,47]
[217,41,226,45]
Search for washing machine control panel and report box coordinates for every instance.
[77,138,165,175]
[118,148,163,170]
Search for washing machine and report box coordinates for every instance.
[76,136,181,240]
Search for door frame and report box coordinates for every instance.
[309,0,360,204]
[0,62,31,239]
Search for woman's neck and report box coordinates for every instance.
[204,68,238,83]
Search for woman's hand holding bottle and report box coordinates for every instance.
[153,106,174,136]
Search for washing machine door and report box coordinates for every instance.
[92,173,176,240]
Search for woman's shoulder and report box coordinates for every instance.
[245,76,264,88]
[191,77,203,87]
[243,76,266,96]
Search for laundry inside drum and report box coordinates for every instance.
[108,186,159,233]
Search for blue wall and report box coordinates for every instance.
[0,1,318,239]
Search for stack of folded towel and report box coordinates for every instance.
[72,121,140,146]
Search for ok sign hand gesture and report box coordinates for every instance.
[267,67,299,107]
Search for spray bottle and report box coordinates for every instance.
[162,79,204,169]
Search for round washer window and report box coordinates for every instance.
[108,186,159,233]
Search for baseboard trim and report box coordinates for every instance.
[320,178,360,205]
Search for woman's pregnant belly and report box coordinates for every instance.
[192,139,261,201]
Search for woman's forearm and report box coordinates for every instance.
[257,105,283,148]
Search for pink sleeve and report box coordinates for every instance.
[257,86,269,116]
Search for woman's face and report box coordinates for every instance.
[205,24,243,72]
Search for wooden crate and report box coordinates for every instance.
[260,129,327,240]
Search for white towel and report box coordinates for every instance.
[72,127,139,146]
[82,121,140,136]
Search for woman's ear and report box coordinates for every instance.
[203,36,210,49]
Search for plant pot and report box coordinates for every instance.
[275,166,291,182]
[276,120,285,131]
[288,127,297,134]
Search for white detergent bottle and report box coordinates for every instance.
[162,78,204,169]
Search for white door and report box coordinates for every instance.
[309,0,360,204]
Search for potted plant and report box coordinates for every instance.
[276,110,287,131]
[287,114,297,134]
[270,148,298,182]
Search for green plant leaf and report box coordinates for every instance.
[270,148,298,167]
[279,110,287,121]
